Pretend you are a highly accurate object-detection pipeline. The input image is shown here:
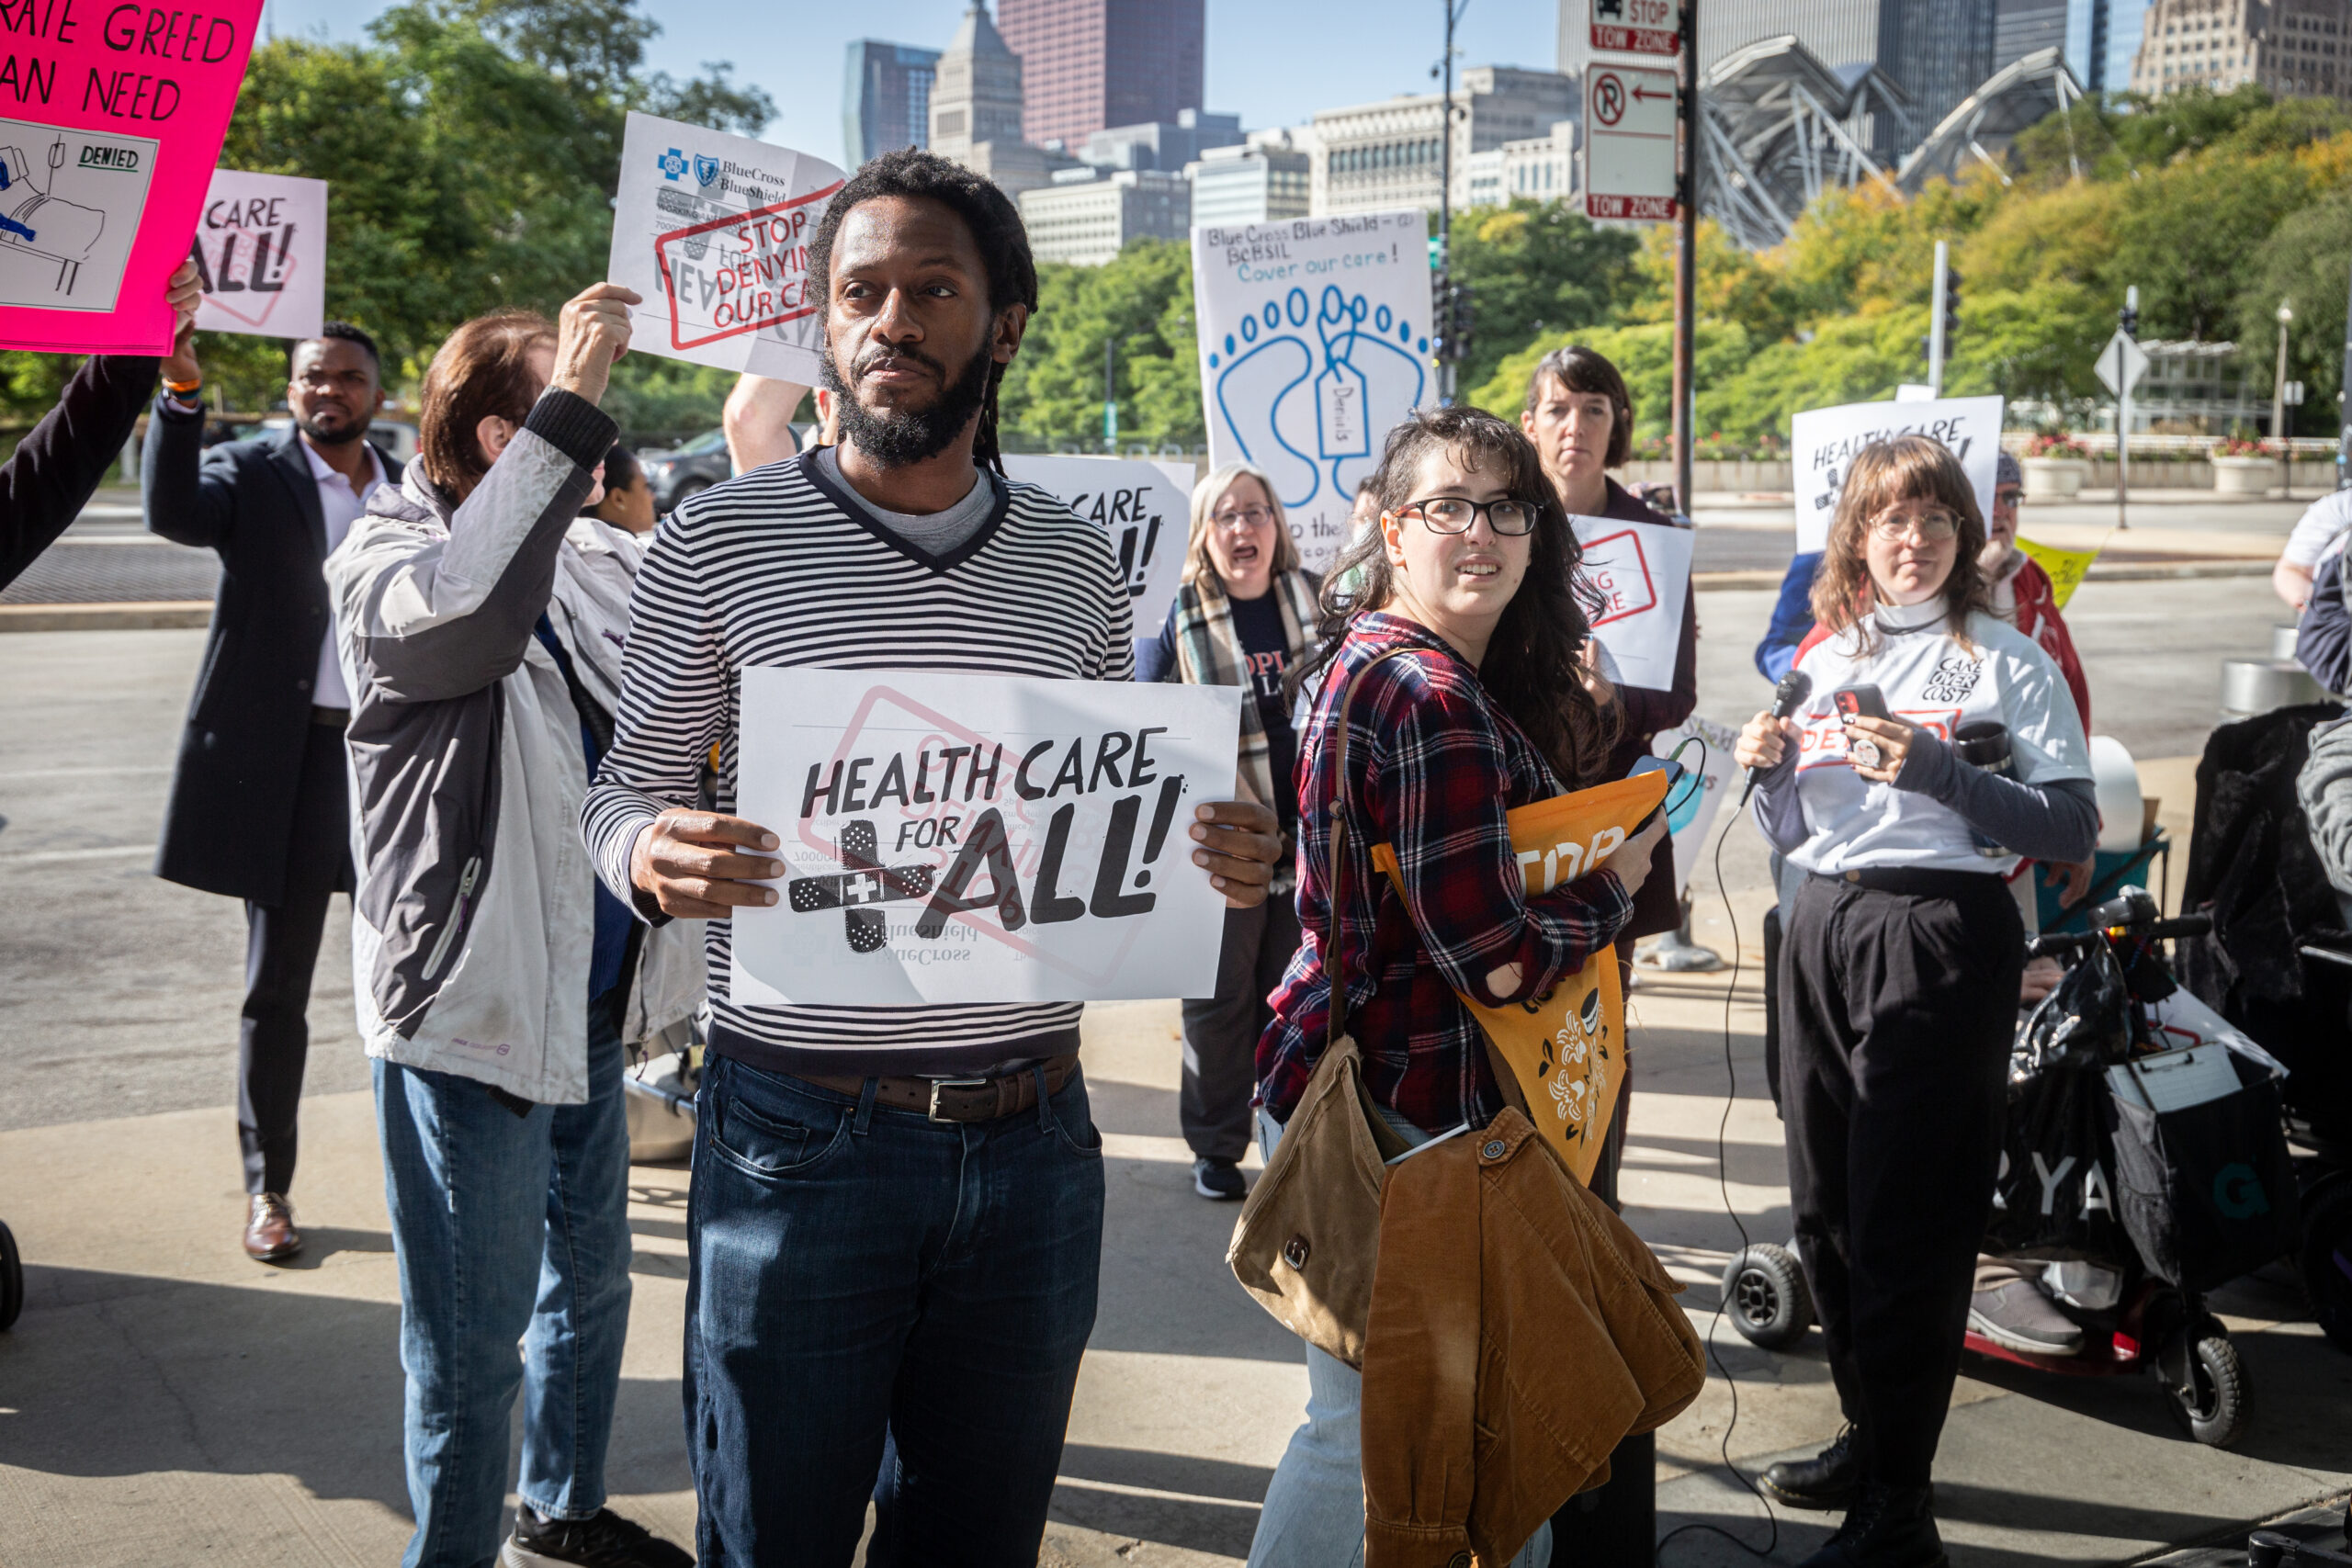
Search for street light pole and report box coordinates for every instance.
[1437,0,1464,404]
[2274,299,2294,469]
[1670,0,1698,514]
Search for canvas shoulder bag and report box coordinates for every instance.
[1227,647,1414,1370]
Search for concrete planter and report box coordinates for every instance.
[2211,455,2279,496]
[2022,456,2091,500]
[1619,458,1795,492]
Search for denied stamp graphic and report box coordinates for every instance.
[653,183,842,352]
[608,110,845,381]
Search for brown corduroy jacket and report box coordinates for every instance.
[1360,1108,1707,1568]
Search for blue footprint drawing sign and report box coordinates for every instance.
[1192,212,1433,571]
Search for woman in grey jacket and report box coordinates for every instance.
[325,284,696,1568]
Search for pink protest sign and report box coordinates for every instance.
[0,0,264,355]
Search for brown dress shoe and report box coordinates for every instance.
[243,1193,301,1262]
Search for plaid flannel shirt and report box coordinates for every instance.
[1257,613,1635,1134]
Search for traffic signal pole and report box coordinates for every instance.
[1670,0,1697,513]
[1436,0,1461,404]
[1928,241,1949,397]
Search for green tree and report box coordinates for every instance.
[2237,188,2352,434]
[1445,199,1641,395]
[998,239,1200,450]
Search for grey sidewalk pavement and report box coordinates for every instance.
[2,574,2345,1565]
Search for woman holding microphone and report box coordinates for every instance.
[1736,436,2096,1568]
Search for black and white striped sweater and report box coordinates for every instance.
[583,449,1135,1075]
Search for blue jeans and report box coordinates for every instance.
[375,998,632,1568]
[684,1054,1107,1568]
[1247,1110,1552,1568]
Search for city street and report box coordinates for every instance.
[2,496,2345,1565]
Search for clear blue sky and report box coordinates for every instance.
[262,0,1567,169]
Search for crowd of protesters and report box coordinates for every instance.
[8,137,2332,1568]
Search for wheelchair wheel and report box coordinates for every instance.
[2158,1321,2250,1447]
[2297,1173,2352,1355]
[1723,1242,1814,1350]
[0,1220,21,1332]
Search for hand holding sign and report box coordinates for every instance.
[551,282,641,405]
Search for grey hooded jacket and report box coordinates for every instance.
[324,389,701,1104]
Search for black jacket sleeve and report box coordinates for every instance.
[0,355,159,589]
[141,390,239,551]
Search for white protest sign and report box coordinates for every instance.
[1653,716,1737,899]
[191,170,325,341]
[1573,514,1693,693]
[732,669,1243,1005]
[1004,456,1193,641]
[1790,395,2004,553]
[1192,211,1432,574]
[607,111,844,381]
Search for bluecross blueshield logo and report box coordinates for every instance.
[657,147,689,181]
[694,154,721,187]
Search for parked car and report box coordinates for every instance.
[639,429,732,511]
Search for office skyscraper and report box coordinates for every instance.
[996,0,1206,151]
[842,41,942,167]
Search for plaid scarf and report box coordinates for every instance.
[1172,568,1321,883]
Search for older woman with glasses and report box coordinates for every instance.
[1735,436,2096,1568]
[1138,463,1323,1200]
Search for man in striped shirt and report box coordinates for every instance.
[582,150,1281,1567]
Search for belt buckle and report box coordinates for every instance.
[928,1077,992,1123]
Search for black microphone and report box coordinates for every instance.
[1738,670,1813,807]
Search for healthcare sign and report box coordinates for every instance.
[0,0,265,355]
[1191,211,1432,574]
[732,670,1243,1005]
[1572,513,1693,693]
[1790,395,2005,553]
[607,111,844,382]
[190,169,325,340]
[1002,456,1193,644]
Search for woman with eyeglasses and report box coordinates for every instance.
[1248,408,1662,1567]
[1138,463,1323,1201]
[1734,436,2096,1568]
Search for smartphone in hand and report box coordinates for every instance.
[1626,754,1687,836]
[1832,683,1891,722]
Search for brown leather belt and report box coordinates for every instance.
[311,705,350,728]
[793,1054,1080,1123]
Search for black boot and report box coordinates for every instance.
[1797,1482,1947,1568]
[1761,1426,1860,1511]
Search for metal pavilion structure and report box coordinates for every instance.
[1692,38,2086,249]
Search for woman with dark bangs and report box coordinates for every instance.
[1248,407,1667,1565]
[1735,435,2096,1568]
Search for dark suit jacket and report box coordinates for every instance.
[144,401,345,905]
[0,355,157,589]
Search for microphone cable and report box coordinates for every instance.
[1655,795,1781,1567]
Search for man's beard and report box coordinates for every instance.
[821,337,995,468]
[296,409,368,447]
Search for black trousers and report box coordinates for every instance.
[1178,896,1302,1163]
[1781,873,2020,1488]
[238,716,353,1197]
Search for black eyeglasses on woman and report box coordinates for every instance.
[1396,496,1540,536]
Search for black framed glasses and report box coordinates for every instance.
[1399,495,1540,536]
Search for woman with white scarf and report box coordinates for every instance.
[1138,463,1321,1200]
